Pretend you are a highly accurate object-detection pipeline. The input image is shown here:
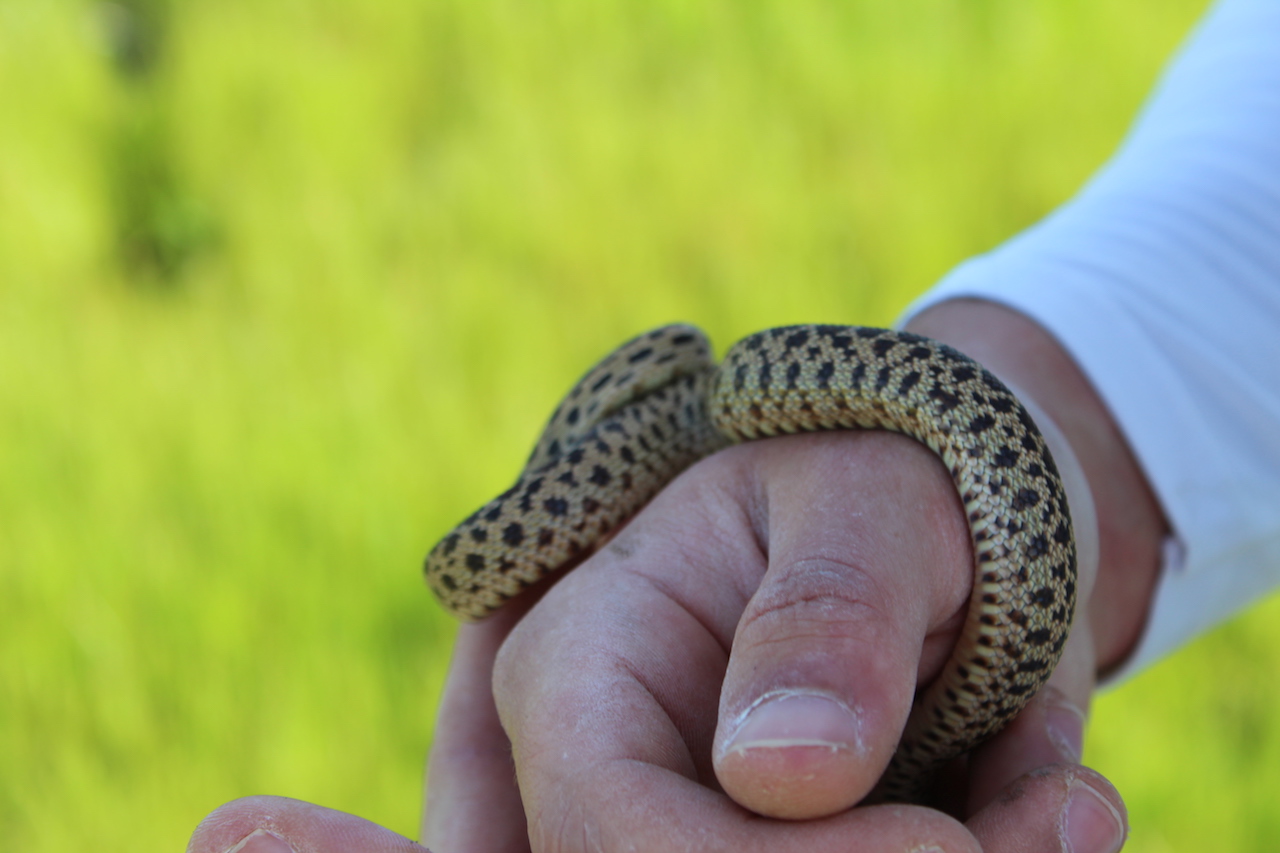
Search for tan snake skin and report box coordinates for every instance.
[425,323,1077,802]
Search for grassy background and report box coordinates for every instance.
[4,0,1278,850]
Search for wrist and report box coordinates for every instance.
[903,298,1168,677]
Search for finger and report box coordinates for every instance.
[711,431,973,819]
[422,605,529,853]
[966,765,1127,853]
[492,444,982,852]
[187,796,427,853]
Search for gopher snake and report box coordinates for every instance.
[425,324,1077,802]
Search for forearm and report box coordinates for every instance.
[904,0,1280,678]
[904,300,1167,678]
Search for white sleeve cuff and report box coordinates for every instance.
[897,0,1280,681]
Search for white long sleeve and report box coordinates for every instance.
[903,0,1280,679]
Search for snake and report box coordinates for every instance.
[424,323,1077,803]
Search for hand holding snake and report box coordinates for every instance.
[426,322,1079,806]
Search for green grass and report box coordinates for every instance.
[6,0,1277,850]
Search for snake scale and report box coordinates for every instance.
[425,323,1077,802]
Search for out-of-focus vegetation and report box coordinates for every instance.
[4,0,1277,850]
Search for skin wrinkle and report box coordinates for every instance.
[732,554,943,685]
[750,434,972,649]
[738,555,899,636]
[609,648,711,781]
[621,562,736,661]
[523,566,727,785]
[743,448,775,557]
[429,738,516,766]
[599,458,764,643]
[533,793,582,853]
[525,730,664,849]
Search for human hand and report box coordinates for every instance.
[421,300,1165,852]
[419,427,1125,853]
[188,300,1163,853]
[185,430,1121,853]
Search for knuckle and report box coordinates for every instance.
[739,556,895,641]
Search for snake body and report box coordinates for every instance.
[425,324,1077,802]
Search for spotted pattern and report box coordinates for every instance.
[424,323,1077,803]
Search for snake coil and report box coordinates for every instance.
[425,323,1077,802]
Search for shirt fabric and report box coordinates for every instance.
[901,0,1280,680]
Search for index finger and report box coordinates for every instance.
[422,605,530,853]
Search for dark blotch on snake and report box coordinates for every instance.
[1026,628,1053,645]
[993,446,1020,468]
[969,414,996,434]
[785,330,809,349]
[850,362,866,390]
[1031,587,1056,607]
[1012,488,1041,511]
[758,361,773,390]
[930,387,961,413]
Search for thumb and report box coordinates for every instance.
[711,431,973,820]
[188,796,430,853]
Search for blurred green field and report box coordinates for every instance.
[4,0,1278,850]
